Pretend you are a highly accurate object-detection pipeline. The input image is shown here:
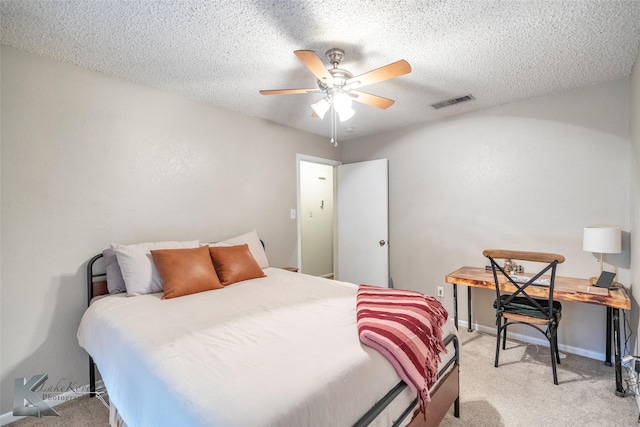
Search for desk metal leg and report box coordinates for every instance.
[613,308,624,397]
[605,306,612,367]
[453,284,458,330]
[467,286,472,332]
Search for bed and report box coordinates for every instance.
[77,234,459,427]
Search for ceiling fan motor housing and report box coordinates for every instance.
[325,48,345,66]
[318,67,353,90]
[314,48,352,89]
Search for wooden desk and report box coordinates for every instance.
[445,266,631,396]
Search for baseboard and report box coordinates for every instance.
[459,320,607,361]
[0,380,104,426]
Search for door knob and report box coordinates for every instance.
[379,240,386,247]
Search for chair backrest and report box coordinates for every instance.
[483,249,565,318]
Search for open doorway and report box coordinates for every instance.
[296,155,341,276]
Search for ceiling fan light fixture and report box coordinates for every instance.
[333,92,352,111]
[332,92,354,122]
[338,106,355,122]
[311,97,331,119]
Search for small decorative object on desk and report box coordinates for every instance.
[503,259,514,274]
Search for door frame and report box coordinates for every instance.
[296,154,341,274]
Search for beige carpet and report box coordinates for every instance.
[8,329,638,426]
[440,330,638,426]
[7,395,108,426]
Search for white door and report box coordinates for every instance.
[336,159,389,287]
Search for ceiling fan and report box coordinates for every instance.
[260,48,411,146]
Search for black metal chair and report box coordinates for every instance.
[483,249,565,385]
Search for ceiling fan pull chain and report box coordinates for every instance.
[330,106,338,147]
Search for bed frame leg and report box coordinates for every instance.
[89,356,96,397]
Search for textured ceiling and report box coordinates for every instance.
[2,1,640,142]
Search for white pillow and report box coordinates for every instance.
[208,230,269,268]
[102,247,126,294]
[114,240,200,296]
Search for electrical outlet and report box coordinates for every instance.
[437,286,444,298]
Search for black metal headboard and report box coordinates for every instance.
[86,253,105,307]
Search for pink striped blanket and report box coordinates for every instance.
[356,285,448,415]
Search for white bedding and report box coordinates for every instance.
[78,268,457,427]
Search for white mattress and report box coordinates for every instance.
[78,268,457,427]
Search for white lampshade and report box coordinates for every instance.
[583,226,621,254]
[333,92,353,111]
[310,97,331,119]
[337,106,355,122]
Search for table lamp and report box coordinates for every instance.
[583,226,621,281]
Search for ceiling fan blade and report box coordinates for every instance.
[294,50,334,87]
[259,88,319,95]
[350,90,395,109]
[346,60,411,88]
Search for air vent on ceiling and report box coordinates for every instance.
[431,94,475,110]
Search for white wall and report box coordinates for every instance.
[631,50,640,355]
[0,46,340,415]
[342,78,631,359]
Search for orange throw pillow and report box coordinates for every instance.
[208,244,266,286]
[151,246,223,299]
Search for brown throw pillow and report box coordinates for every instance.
[208,244,266,286]
[151,246,223,299]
